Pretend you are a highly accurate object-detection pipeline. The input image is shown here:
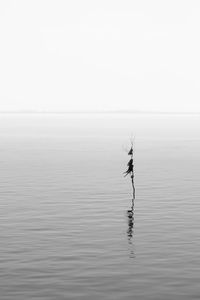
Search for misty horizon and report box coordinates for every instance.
[1,109,200,115]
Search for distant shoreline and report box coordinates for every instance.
[0,111,200,115]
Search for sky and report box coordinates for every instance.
[0,0,200,113]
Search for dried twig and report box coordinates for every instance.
[124,139,135,202]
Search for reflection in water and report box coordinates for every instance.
[127,201,135,258]
[127,202,134,241]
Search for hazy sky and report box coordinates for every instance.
[0,0,200,112]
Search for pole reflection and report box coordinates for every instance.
[126,200,135,258]
[127,201,135,242]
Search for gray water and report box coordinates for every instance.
[0,114,200,300]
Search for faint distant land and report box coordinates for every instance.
[0,109,200,115]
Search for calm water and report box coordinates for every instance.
[0,113,200,300]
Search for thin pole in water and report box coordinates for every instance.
[124,139,135,204]
[125,139,135,244]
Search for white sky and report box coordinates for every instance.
[0,0,200,112]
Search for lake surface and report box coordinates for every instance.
[0,113,200,300]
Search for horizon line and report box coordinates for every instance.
[0,110,200,115]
